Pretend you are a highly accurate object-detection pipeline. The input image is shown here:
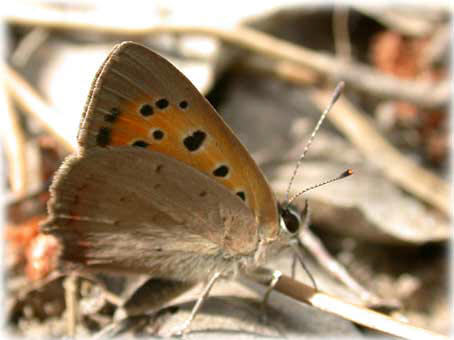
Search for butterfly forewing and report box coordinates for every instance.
[77,42,279,240]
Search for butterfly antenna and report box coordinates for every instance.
[285,81,345,202]
[288,169,352,204]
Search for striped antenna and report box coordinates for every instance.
[285,81,345,202]
[288,169,353,204]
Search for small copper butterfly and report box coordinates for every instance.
[43,41,350,334]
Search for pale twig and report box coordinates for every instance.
[310,88,449,216]
[292,201,389,307]
[4,64,75,152]
[63,274,78,337]
[5,7,448,108]
[333,6,352,62]
[420,24,450,68]
[1,85,28,195]
[239,57,320,86]
[11,27,50,67]
[242,271,447,340]
[299,228,387,307]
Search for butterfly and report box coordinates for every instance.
[42,41,348,333]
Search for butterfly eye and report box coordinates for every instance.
[279,205,301,234]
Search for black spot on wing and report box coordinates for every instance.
[236,191,246,201]
[183,130,206,151]
[152,129,164,140]
[179,100,188,109]
[104,107,120,122]
[140,104,153,117]
[132,140,149,148]
[155,98,169,109]
[213,165,229,177]
[97,127,111,147]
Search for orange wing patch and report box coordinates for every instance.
[105,98,248,205]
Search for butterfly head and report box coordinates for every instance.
[278,202,305,236]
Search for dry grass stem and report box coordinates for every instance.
[5,65,75,152]
[310,88,449,216]
[1,86,29,195]
[244,272,447,340]
[6,7,448,108]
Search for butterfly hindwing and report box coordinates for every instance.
[44,147,259,280]
[78,42,279,240]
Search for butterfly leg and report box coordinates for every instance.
[171,271,222,336]
[290,255,298,279]
[260,270,282,322]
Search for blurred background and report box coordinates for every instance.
[2,1,450,338]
